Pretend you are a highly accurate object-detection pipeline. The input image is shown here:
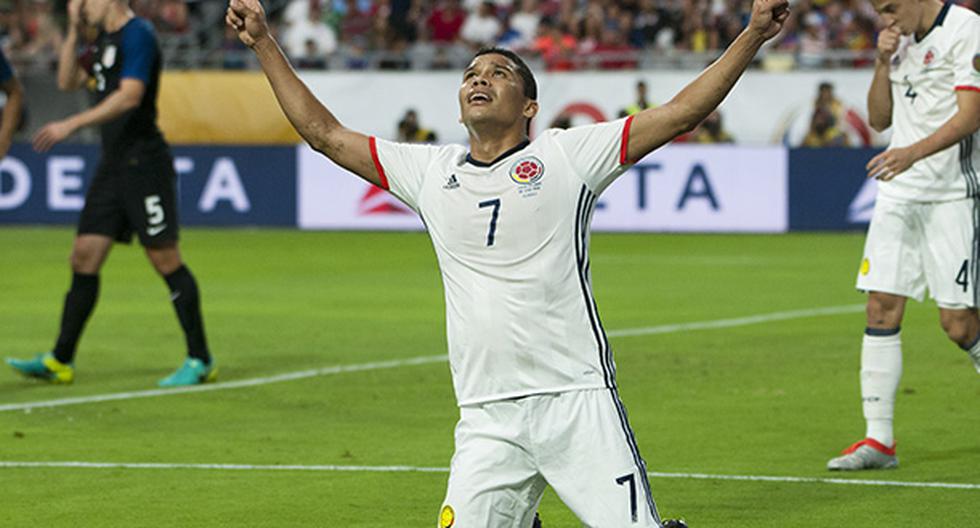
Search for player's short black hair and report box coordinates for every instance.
[473,47,537,101]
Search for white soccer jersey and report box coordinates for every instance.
[879,3,980,203]
[371,117,634,406]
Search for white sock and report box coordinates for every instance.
[861,330,902,447]
[963,334,980,373]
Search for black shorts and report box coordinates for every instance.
[77,144,179,246]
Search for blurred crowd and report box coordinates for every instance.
[259,0,944,70]
[4,0,979,72]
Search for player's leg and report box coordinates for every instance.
[439,402,546,528]
[921,198,980,373]
[145,241,213,380]
[7,234,115,383]
[126,147,214,387]
[939,308,980,372]
[54,234,115,363]
[534,389,667,527]
[830,198,923,470]
[6,161,126,383]
[861,290,906,450]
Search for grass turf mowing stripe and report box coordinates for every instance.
[1,461,977,490]
[2,304,865,412]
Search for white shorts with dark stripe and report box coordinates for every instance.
[856,195,979,308]
[438,388,660,528]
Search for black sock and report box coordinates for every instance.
[52,273,100,364]
[164,265,210,364]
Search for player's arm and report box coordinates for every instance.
[0,70,23,158]
[625,0,789,162]
[32,78,145,153]
[56,0,90,91]
[867,26,899,132]
[226,0,379,186]
[867,89,980,180]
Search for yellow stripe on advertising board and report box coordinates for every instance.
[159,71,301,144]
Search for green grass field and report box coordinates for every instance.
[1,227,978,527]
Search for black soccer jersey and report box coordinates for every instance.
[85,17,165,155]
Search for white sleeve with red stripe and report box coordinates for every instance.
[369,136,438,211]
[551,115,635,195]
[953,13,980,93]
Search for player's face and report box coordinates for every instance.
[458,54,536,134]
[870,0,919,34]
[81,0,113,28]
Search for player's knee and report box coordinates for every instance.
[145,246,182,275]
[69,246,100,273]
[866,296,903,327]
[939,312,979,347]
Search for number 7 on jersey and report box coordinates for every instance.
[478,198,501,247]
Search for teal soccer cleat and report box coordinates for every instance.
[6,353,74,384]
[158,358,217,387]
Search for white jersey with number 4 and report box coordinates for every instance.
[879,2,980,203]
[371,117,634,406]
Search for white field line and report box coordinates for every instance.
[0,461,976,491]
[606,304,865,337]
[1,304,865,413]
[0,355,448,413]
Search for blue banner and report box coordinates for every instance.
[0,144,296,226]
[0,143,894,232]
[788,147,882,231]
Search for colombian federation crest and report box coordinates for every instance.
[439,505,455,527]
[510,156,545,185]
[923,47,937,66]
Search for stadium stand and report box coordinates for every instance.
[3,0,977,72]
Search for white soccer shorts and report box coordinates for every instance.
[856,196,978,308]
[437,388,661,528]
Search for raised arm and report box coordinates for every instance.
[56,0,90,91]
[867,26,899,132]
[867,89,980,180]
[625,0,789,162]
[226,0,380,186]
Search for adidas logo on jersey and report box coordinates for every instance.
[443,174,460,190]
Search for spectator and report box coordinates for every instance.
[339,0,373,43]
[532,17,576,71]
[156,0,189,34]
[802,105,850,147]
[297,38,329,69]
[797,11,829,68]
[594,26,637,70]
[618,80,655,117]
[282,1,338,63]
[691,110,735,143]
[428,0,467,44]
[396,108,438,143]
[815,80,844,122]
[549,113,572,129]
[387,0,418,44]
[220,24,249,70]
[282,0,317,29]
[18,0,62,58]
[506,0,540,49]
[460,1,502,49]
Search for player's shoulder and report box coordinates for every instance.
[943,4,979,32]
[535,118,629,141]
[379,137,466,164]
[121,17,158,43]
